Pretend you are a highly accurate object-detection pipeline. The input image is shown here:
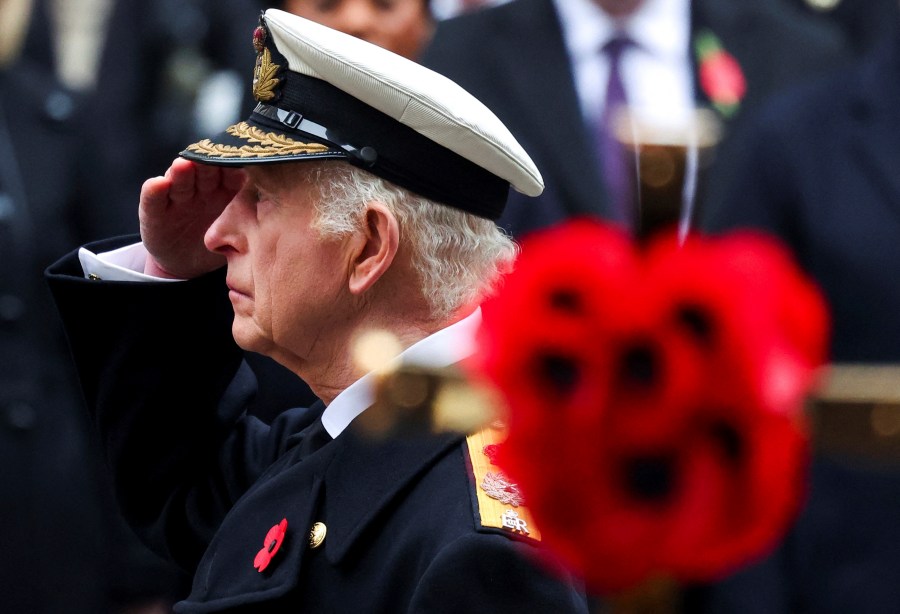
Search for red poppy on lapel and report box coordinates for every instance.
[695,30,747,118]
[469,219,828,594]
[254,518,288,572]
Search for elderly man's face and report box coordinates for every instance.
[282,0,433,60]
[204,164,351,365]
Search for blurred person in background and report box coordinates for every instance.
[695,11,900,611]
[786,0,900,57]
[95,0,436,201]
[430,0,508,20]
[0,0,189,611]
[421,0,852,240]
[274,0,435,60]
[91,0,259,218]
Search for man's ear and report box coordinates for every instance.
[348,202,400,295]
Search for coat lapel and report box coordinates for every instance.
[322,425,463,565]
[181,450,333,611]
[689,0,753,126]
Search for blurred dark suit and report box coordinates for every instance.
[0,2,188,611]
[421,0,850,239]
[697,27,900,614]
[92,0,258,204]
[787,0,900,56]
[701,29,900,363]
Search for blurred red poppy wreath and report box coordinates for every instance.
[467,219,829,594]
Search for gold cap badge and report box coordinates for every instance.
[252,21,281,102]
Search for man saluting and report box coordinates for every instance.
[47,9,588,613]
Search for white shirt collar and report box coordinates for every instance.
[321,308,483,438]
[628,0,691,63]
[553,0,690,62]
[552,0,694,128]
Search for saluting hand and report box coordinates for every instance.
[139,158,245,279]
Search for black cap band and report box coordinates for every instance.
[181,71,510,220]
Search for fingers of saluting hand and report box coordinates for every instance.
[193,162,235,199]
[193,164,247,204]
[144,159,245,215]
[139,158,239,279]
[139,174,174,211]
[165,158,212,204]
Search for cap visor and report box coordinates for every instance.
[180,117,346,166]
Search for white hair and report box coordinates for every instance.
[303,162,518,319]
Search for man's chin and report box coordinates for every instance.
[231,323,269,356]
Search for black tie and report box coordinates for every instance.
[598,32,636,227]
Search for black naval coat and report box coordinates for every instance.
[46,236,589,613]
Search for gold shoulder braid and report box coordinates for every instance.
[185,122,331,159]
[466,423,542,542]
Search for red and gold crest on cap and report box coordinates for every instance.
[252,20,281,102]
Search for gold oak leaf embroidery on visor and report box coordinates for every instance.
[186,122,332,159]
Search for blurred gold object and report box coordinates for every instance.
[361,364,502,439]
[613,108,722,241]
[607,574,680,614]
[808,364,900,464]
[351,328,404,376]
[432,376,504,434]
[0,0,33,68]
[804,0,841,12]
[350,327,501,438]
[816,364,900,402]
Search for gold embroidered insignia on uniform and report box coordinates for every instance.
[466,424,542,541]
[500,509,530,535]
[253,24,267,54]
[253,47,281,102]
[481,472,524,507]
[185,122,331,159]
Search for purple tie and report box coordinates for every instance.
[598,33,635,227]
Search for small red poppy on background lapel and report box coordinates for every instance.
[468,219,829,594]
[695,30,747,118]
[254,518,288,572]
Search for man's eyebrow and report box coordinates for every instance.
[247,168,281,190]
